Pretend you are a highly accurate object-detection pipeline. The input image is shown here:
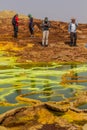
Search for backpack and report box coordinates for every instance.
[12,16,16,25]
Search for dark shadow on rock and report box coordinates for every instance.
[38,42,43,46]
[72,120,87,126]
[51,110,65,117]
[38,124,67,130]
[64,41,70,46]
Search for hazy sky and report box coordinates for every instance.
[0,0,87,23]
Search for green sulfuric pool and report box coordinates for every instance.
[0,51,87,114]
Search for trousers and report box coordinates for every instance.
[70,32,77,46]
[42,30,49,45]
[14,26,18,38]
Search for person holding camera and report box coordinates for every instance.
[41,17,50,46]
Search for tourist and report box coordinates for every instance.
[41,17,50,46]
[68,18,78,46]
[12,14,19,38]
[28,14,34,37]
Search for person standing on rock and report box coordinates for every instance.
[12,14,19,38]
[68,18,78,46]
[28,14,34,37]
[41,17,50,46]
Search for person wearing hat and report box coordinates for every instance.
[28,14,34,37]
[68,18,78,46]
[12,14,19,38]
[41,17,50,46]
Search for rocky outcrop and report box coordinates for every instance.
[0,91,86,129]
[0,105,81,130]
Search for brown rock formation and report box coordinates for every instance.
[0,10,87,63]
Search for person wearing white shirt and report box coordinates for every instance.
[68,18,78,46]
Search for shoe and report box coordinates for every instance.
[70,44,72,47]
[41,44,44,46]
[73,44,77,47]
[30,35,34,38]
[45,44,48,47]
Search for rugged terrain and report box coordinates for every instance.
[0,11,87,63]
[0,90,87,130]
[0,11,87,130]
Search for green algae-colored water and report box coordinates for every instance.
[0,51,87,114]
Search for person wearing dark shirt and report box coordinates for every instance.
[41,17,50,46]
[28,14,34,37]
[12,14,19,38]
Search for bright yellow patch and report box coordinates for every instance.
[37,108,57,124]
[62,110,87,122]
[27,43,34,48]
[0,41,34,52]
[0,41,23,51]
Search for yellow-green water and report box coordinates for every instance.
[0,51,87,113]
